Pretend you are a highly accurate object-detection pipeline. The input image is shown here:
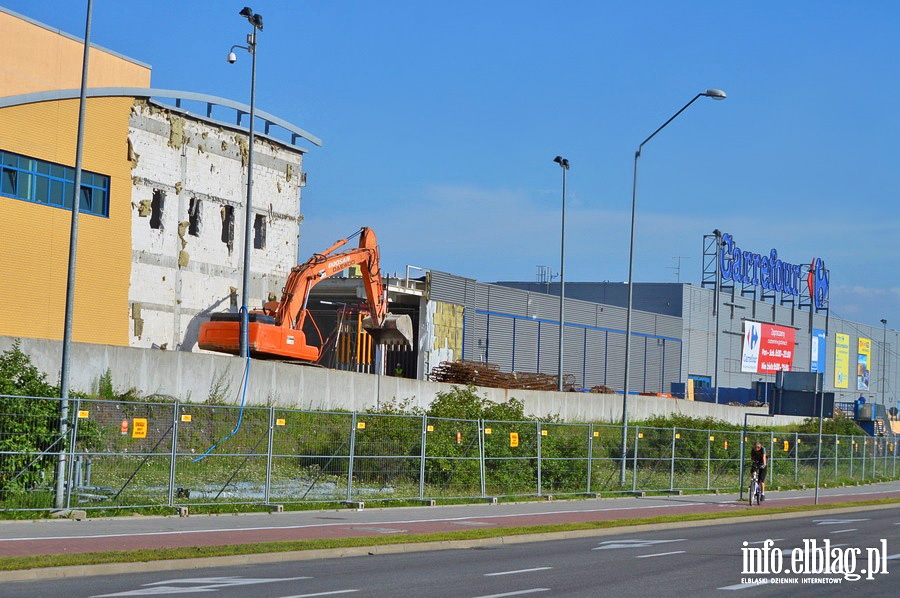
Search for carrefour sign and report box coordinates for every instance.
[719,233,829,309]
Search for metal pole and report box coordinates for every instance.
[881,319,888,406]
[537,421,543,497]
[479,419,486,498]
[553,157,569,392]
[264,406,275,504]
[586,424,594,494]
[713,230,722,403]
[347,413,357,502]
[239,21,260,358]
[56,0,93,510]
[706,430,711,491]
[419,415,427,500]
[632,426,639,494]
[670,427,676,492]
[620,90,724,483]
[168,402,180,507]
[815,374,824,505]
[794,432,799,484]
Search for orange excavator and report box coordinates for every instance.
[198,227,413,361]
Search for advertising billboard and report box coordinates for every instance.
[741,321,796,374]
[834,333,850,388]
[858,337,871,391]
[810,328,826,374]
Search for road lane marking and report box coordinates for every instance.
[812,518,869,526]
[485,567,552,576]
[92,576,311,597]
[280,591,359,598]
[636,550,686,558]
[829,529,857,534]
[593,538,686,550]
[887,553,900,561]
[473,590,550,598]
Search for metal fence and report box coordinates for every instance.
[1,395,898,512]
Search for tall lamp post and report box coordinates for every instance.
[881,319,888,406]
[620,89,726,485]
[228,6,264,359]
[553,156,570,391]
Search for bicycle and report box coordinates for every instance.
[748,467,761,506]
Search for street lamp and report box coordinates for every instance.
[620,89,726,485]
[553,156,570,392]
[229,6,264,359]
[881,319,888,406]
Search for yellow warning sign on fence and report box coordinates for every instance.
[132,418,148,439]
[510,432,519,448]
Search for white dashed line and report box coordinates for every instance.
[719,581,769,590]
[280,591,359,598]
[636,550,686,558]
[472,589,550,598]
[830,529,858,534]
[485,567,552,577]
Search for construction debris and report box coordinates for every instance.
[429,360,562,391]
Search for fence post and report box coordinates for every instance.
[536,421,542,497]
[834,435,838,481]
[669,427,676,492]
[347,412,357,503]
[168,401,179,507]
[419,414,427,500]
[769,431,775,488]
[64,405,83,510]
[794,432,799,484]
[632,426,639,494]
[586,424,594,494]
[850,435,855,479]
[706,430,711,491]
[264,406,275,505]
[479,419,486,498]
[862,436,866,480]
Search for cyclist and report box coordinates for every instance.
[750,441,767,501]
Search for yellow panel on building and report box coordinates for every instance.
[0,97,134,346]
[0,9,150,96]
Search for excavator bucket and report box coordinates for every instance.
[362,313,414,347]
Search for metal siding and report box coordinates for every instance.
[538,322,560,375]
[664,339,682,393]
[563,325,584,387]
[645,337,663,393]
[606,330,626,391]
[472,310,488,363]
[514,317,539,373]
[629,335,646,392]
[584,329,607,389]
[487,314,514,371]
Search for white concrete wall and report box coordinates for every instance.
[1,336,808,427]
[127,101,304,352]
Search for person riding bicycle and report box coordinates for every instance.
[750,441,767,501]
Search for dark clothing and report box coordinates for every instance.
[750,445,767,483]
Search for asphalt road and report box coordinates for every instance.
[0,506,897,597]
[1,481,899,560]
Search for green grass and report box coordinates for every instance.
[1,497,898,572]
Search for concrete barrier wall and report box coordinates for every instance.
[0,336,806,426]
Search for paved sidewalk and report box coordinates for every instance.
[1,481,898,559]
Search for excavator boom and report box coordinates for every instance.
[198,227,413,361]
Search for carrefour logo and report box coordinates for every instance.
[807,257,829,310]
[719,233,829,309]
[747,324,760,350]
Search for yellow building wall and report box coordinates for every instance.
[0,10,151,96]
[0,97,134,345]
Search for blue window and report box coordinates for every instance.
[0,150,110,217]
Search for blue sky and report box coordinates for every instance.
[6,1,899,330]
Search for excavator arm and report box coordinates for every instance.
[198,227,412,361]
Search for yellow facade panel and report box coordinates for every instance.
[0,11,151,97]
[0,97,134,346]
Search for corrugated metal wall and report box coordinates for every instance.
[428,271,682,393]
